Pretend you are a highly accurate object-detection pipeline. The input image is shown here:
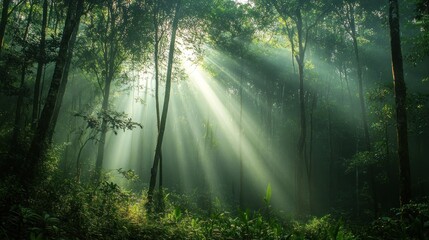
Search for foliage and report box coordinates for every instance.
[75,110,143,135]
[292,215,356,240]
[0,0,429,239]
[0,162,353,240]
[365,200,429,239]
[205,0,255,54]
[407,0,429,63]
[345,151,378,172]
[264,183,272,206]
[117,168,139,182]
[0,173,292,239]
[1,162,427,240]
[407,92,429,136]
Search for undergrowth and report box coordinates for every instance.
[0,151,427,240]
[0,170,360,240]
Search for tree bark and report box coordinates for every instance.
[147,1,181,207]
[349,3,379,217]
[153,1,164,194]
[350,6,371,153]
[94,66,113,181]
[32,0,49,129]
[239,51,244,209]
[47,21,79,143]
[10,0,35,145]
[328,103,334,207]
[388,0,411,206]
[0,0,11,53]
[94,2,120,182]
[295,7,307,214]
[24,0,84,183]
[308,92,317,214]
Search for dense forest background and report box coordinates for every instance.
[0,0,428,239]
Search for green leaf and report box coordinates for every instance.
[264,183,272,205]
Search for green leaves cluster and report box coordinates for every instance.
[292,215,356,240]
[206,0,255,54]
[367,200,429,239]
[75,110,142,135]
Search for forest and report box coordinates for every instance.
[0,0,428,239]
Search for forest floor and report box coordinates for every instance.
[1,170,429,240]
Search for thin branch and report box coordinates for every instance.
[8,0,26,17]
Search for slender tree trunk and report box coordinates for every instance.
[341,62,361,216]
[11,0,35,145]
[153,3,164,195]
[147,1,181,207]
[296,8,307,214]
[32,0,49,129]
[11,71,26,144]
[24,0,84,183]
[154,2,161,133]
[350,5,371,153]
[0,0,11,53]
[308,92,317,214]
[328,104,334,207]
[94,76,112,181]
[94,2,119,182]
[349,4,378,217]
[76,136,91,182]
[239,52,244,209]
[47,21,79,143]
[388,0,411,206]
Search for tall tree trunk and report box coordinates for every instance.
[0,0,11,53]
[147,1,181,207]
[307,92,317,214]
[295,7,307,214]
[32,0,49,129]
[94,2,119,182]
[239,51,244,209]
[24,0,84,183]
[350,4,371,153]
[388,0,411,206]
[94,75,113,181]
[328,104,334,207]
[11,0,35,145]
[47,20,79,143]
[349,3,378,217]
[154,2,161,134]
[153,2,164,195]
[11,71,26,144]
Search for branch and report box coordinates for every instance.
[303,5,329,54]
[8,0,26,17]
[334,6,353,37]
[269,0,297,23]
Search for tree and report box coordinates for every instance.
[258,0,330,214]
[24,0,85,183]
[75,0,148,181]
[147,0,182,208]
[388,0,411,206]
[32,0,49,128]
[0,0,12,53]
[205,0,255,209]
[11,0,37,145]
[151,0,170,201]
[335,1,371,152]
[334,0,385,217]
[146,0,212,209]
[0,0,26,54]
[409,0,429,63]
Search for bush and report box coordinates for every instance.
[367,200,429,239]
[291,215,356,240]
